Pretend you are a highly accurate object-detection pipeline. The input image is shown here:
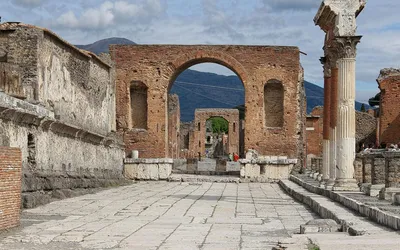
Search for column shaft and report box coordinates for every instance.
[322,76,332,183]
[326,68,338,188]
[334,58,358,190]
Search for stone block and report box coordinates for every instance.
[360,183,371,194]
[244,164,260,178]
[379,187,400,201]
[300,219,340,234]
[393,193,400,206]
[367,184,385,197]
[159,164,172,180]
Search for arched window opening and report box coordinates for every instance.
[264,80,284,128]
[130,81,148,129]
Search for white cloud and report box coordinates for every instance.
[12,0,47,8]
[53,0,164,30]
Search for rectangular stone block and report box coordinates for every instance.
[159,164,172,180]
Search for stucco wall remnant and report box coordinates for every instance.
[0,23,126,208]
[111,45,305,162]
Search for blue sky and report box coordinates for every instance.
[2,0,400,103]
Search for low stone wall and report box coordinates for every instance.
[356,151,400,200]
[124,158,173,180]
[239,157,297,182]
[0,147,22,230]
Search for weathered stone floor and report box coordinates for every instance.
[0,182,319,250]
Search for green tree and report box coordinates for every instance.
[209,117,229,134]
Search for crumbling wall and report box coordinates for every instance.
[0,23,125,208]
[377,68,400,145]
[306,106,324,157]
[111,45,302,159]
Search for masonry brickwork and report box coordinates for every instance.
[377,68,400,145]
[306,106,324,157]
[306,108,377,158]
[0,147,21,230]
[0,23,127,208]
[193,109,239,157]
[168,94,180,159]
[111,45,306,163]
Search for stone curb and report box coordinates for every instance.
[279,179,364,235]
[288,175,400,231]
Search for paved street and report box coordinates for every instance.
[0,182,319,250]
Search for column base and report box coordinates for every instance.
[332,178,359,191]
[325,179,335,190]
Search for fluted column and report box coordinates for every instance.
[320,57,331,186]
[333,36,361,191]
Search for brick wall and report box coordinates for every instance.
[377,68,400,145]
[306,107,323,156]
[0,147,21,230]
[111,45,304,160]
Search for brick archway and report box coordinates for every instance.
[193,109,240,157]
[111,45,304,164]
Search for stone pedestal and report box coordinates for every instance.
[333,37,361,192]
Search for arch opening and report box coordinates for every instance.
[167,61,245,160]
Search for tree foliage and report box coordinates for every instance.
[360,104,366,112]
[209,117,229,134]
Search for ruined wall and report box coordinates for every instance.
[111,45,303,159]
[0,23,125,208]
[193,109,239,157]
[168,94,180,158]
[377,68,400,145]
[0,22,116,135]
[306,107,377,155]
[306,106,324,157]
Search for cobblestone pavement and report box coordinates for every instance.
[0,182,319,250]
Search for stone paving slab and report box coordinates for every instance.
[0,182,318,250]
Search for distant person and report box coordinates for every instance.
[233,152,239,162]
[228,153,233,162]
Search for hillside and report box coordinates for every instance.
[75,37,369,121]
[75,37,136,54]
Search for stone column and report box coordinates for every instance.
[326,66,338,189]
[321,57,331,186]
[333,36,361,191]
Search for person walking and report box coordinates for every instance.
[233,152,239,162]
[228,153,233,162]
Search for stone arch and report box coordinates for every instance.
[264,79,284,128]
[167,50,249,90]
[194,109,239,158]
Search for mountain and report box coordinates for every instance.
[75,37,136,54]
[75,37,369,121]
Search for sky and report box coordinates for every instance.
[2,0,400,104]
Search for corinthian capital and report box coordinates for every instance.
[335,36,362,59]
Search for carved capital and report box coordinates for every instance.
[320,57,332,77]
[335,36,362,59]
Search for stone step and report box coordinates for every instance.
[168,173,240,183]
[279,179,397,236]
[290,174,400,231]
[171,169,240,176]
